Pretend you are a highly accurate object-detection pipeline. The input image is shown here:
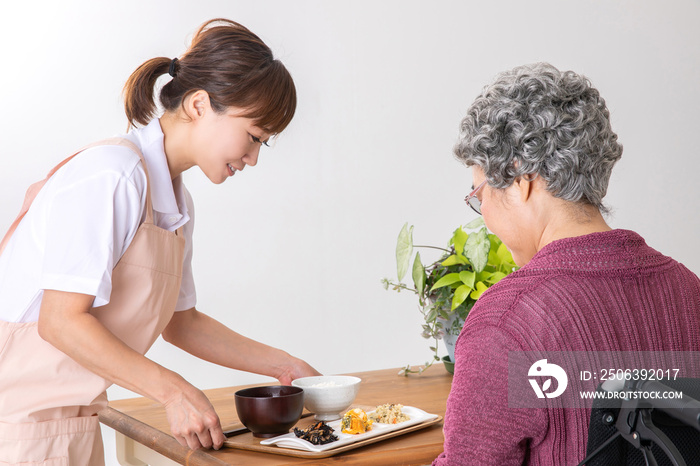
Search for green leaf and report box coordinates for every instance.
[488,248,499,266]
[470,281,489,300]
[396,223,414,281]
[497,242,514,264]
[464,217,485,230]
[458,270,476,289]
[430,273,462,292]
[441,254,468,267]
[426,307,439,323]
[412,252,426,293]
[487,271,507,284]
[451,227,468,256]
[464,227,490,273]
[452,284,471,310]
[488,233,501,251]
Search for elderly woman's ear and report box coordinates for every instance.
[514,173,539,204]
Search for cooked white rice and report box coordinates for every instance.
[309,381,340,388]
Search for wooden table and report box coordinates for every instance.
[99,365,453,465]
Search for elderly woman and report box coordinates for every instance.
[433,63,700,465]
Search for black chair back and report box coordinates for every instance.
[584,378,700,465]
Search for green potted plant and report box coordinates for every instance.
[382,218,518,375]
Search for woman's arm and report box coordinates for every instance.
[38,289,225,451]
[161,308,321,385]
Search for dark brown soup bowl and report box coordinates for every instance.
[234,385,305,438]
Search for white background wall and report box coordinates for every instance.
[1,1,698,464]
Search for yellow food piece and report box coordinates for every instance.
[341,408,373,434]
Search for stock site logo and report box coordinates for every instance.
[528,359,568,398]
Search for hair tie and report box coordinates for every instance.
[168,58,179,77]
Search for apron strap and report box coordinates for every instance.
[0,138,152,257]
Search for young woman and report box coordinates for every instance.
[0,18,320,464]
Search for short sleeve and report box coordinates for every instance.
[39,147,146,306]
[433,324,548,465]
[175,186,196,311]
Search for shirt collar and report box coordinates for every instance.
[125,119,190,231]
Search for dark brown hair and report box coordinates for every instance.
[123,18,296,133]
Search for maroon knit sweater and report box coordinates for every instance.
[433,229,700,465]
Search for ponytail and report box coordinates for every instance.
[123,57,171,128]
[122,19,296,133]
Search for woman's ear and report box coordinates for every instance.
[515,173,538,203]
[185,90,211,120]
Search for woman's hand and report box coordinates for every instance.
[276,357,322,385]
[162,378,226,450]
[38,291,226,451]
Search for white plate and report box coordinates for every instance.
[260,406,438,452]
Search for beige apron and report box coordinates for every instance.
[0,138,185,465]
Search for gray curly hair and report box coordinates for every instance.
[454,62,623,213]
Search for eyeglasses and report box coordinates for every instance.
[464,179,487,215]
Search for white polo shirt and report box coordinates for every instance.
[0,119,196,323]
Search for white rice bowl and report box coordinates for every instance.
[291,375,361,421]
